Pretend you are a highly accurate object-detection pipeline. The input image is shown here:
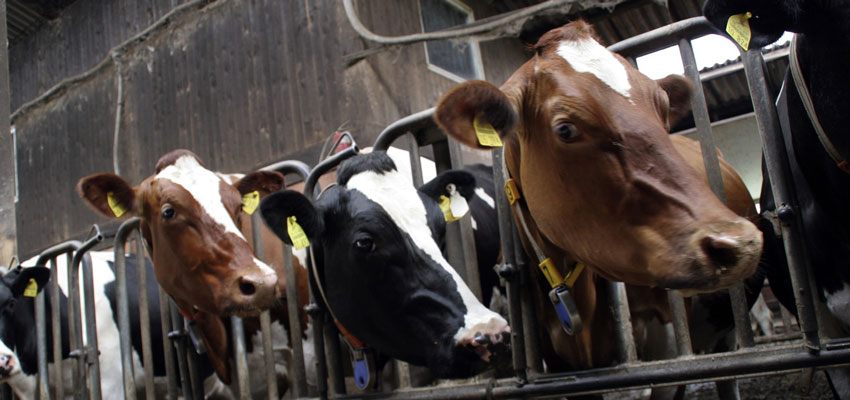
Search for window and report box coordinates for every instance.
[419,0,484,82]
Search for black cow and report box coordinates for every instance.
[260,151,510,379]
[705,1,850,396]
[0,253,247,399]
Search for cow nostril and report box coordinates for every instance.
[700,234,740,271]
[238,278,257,296]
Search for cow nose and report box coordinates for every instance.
[700,234,740,272]
[458,320,511,363]
[237,272,278,305]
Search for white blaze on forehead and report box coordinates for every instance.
[345,169,507,342]
[156,155,246,239]
[556,37,632,99]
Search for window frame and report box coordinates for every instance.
[418,0,486,83]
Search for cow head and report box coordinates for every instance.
[703,0,806,47]
[77,150,284,317]
[435,20,762,292]
[0,266,50,379]
[260,152,510,378]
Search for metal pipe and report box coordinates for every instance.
[230,316,251,399]
[114,217,140,398]
[167,300,194,399]
[51,257,63,399]
[373,108,436,151]
[158,287,179,400]
[667,291,693,356]
[250,212,279,400]
[492,148,527,382]
[332,342,850,399]
[264,161,311,397]
[69,227,104,400]
[185,334,204,400]
[607,17,717,58]
[134,232,156,400]
[304,146,360,201]
[607,281,638,363]
[740,49,820,350]
[34,240,84,400]
[324,318,346,395]
[283,242,308,396]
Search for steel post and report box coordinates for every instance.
[230,316,251,399]
[114,218,140,398]
[158,287,179,400]
[69,227,103,400]
[134,233,156,400]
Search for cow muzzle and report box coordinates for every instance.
[456,318,512,363]
[230,270,279,315]
[0,354,17,378]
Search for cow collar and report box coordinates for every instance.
[500,149,584,335]
[790,34,850,175]
[307,184,376,389]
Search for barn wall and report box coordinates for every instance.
[9,0,535,257]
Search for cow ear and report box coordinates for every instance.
[77,173,138,219]
[11,266,50,297]
[702,0,792,48]
[435,80,517,150]
[418,170,477,203]
[235,170,285,197]
[657,74,694,129]
[260,190,324,245]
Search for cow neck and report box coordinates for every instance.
[790,34,850,175]
[309,184,368,351]
[500,149,585,290]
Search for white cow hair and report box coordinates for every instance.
[345,168,507,344]
[556,36,632,100]
[825,282,850,328]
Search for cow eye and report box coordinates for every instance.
[161,205,176,220]
[553,122,577,142]
[354,238,375,253]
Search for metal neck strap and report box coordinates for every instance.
[790,34,850,174]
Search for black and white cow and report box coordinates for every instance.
[704,0,850,396]
[0,252,297,399]
[260,151,510,379]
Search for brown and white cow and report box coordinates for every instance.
[77,149,300,383]
[434,20,763,372]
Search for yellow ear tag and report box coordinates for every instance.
[439,195,461,222]
[107,192,128,218]
[726,12,753,51]
[286,216,311,250]
[242,190,260,215]
[473,115,503,148]
[24,278,38,298]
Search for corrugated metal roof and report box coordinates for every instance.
[6,0,76,46]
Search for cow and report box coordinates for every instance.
[259,151,511,379]
[76,149,297,384]
[704,1,850,396]
[433,19,764,383]
[0,252,234,399]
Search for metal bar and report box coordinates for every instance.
[185,333,204,400]
[69,227,104,400]
[513,226,541,373]
[741,49,820,350]
[324,318,346,395]
[135,232,156,400]
[51,256,64,399]
[168,300,194,399]
[332,342,850,399]
[308,305,327,398]
[607,17,717,58]
[0,0,18,277]
[230,316,251,399]
[667,290,693,356]
[283,242,308,396]
[448,139,483,300]
[264,161,311,397]
[373,108,436,151]
[250,212,279,400]
[158,288,179,400]
[607,281,638,363]
[304,146,359,200]
[491,148,527,382]
[114,217,140,398]
[407,136,425,188]
[35,240,84,400]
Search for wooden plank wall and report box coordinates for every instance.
[9,0,534,257]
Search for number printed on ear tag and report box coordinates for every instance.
[726,12,753,51]
[287,216,311,250]
[474,115,503,147]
